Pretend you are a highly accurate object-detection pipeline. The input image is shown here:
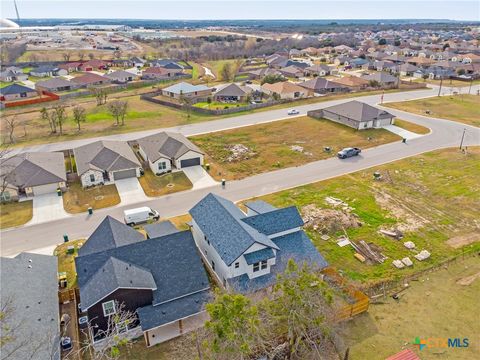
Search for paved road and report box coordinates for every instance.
[10,85,479,155]
[1,86,479,256]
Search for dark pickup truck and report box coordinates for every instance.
[337,147,361,159]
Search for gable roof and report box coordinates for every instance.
[71,72,109,85]
[78,216,145,257]
[244,248,275,265]
[73,140,141,175]
[105,70,134,80]
[189,193,279,266]
[334,75,369,87]
[162,82,210,94]
[322,100,394,122]
[36,77,73,89]
[1,152,66,188]
[137,131,203,162]
[241,206,304,236]
[0,83,36,96]
[214,83,248,97]
[244,200,277,214]
[362,72,398,83]
[299,77,347,91]
[261,81,306,94]
[144,220,180,239]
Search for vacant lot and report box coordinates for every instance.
[0,201,33,229]
[192,116,400,180]
[394,119,430,134]
[343,255,480,360]
[139,170,192,197]
[247,147,480,283]
[385,95,480,127]
[63,182,120,213]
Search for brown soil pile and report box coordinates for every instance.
[301,204,362,234]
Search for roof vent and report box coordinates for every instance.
[28,259,32,262]
[161,311,166,315]
[28,265,32,269]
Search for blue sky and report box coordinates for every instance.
[1,0,479,21]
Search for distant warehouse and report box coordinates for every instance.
[307,100,395,130]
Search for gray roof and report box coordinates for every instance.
[322,100,394,122]
[361,72,398,84]
[244,200,277,214]
[78,216,145,257]
[1,152,66,188]
[241,206,304,236]
[73,140,141,175]
[105,70,134,80]
[0,83,36,95]
[0,253,60,360]
[162,81,210,95]
[214,83,248,97]
[299,77,347,91]
[36,77,73,89]
[189,193,280,266]
[305,64,331,73]
[244,248,275,265]
[137,131,203,163]
[144,220,180,239]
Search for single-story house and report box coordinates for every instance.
[35,77,78,92]
[0,151,67,201]
[161,82,213,100]
[213,83,249,103]
[73,140,142,187]
[105,70,135,83]
[79,59,109,71]
[189,193,328,292]
[141,67,183,80]
[30,66,67,77]
[298,77,349,94]
[398,63,419,77]
[261,81,310,99]
[75,216,210,346]
[150,59,184,70]
[0,253,60,360]
[130,56,147,68]
[71,72,111,87]
[0,66,28,82]
[350,58,369,68]
[0,83,38,102]
[58,61,83,72]
[307,100,395,130]
[245,67,283,80]
[278,65,304,78]
[304,64,332,77]
[333,75,370,90]
[137,131,204,174]
[361,72,399,86]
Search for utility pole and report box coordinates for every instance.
[437,74,443,97]
[459,128,466,150]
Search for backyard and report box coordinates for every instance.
[192,116,401,180]
[138,170,193,197]
[62,182,120,213]
[0,200,33,229]
[385,94,480,127]
[55,238,85,289]
[246,147,480,283]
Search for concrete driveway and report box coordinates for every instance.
[29,193,70,225]
[115,178,149,205]
[383,124,424,141]
[182,166,218,189]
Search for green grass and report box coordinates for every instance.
[246,147,480,283]
[0,81,11,89]
[193,101,249,109]
[139,170,193,197]
[393,119,430,134]
[0,201,33,229]
[63,182,120,213]
[385,95,480,127]
[54,239,85,289]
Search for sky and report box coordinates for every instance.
[1,0,479,21]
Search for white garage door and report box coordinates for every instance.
[32,183,59,195]
[113,168,137,180]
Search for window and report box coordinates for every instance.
[158,161,167,170]
[235,262,239,269]
[89,174,95,182]
[0,192,11,202]
[261,260,268,270]
[253,262,260,272]
[211,261,215,271]
[102,300,116,317]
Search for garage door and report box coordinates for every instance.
[32,183,59,195]
[180,158,200,168]
[113,169,137,180]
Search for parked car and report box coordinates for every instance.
[124,206,160,226]
[287,109,300,115]
[337,147,361,159]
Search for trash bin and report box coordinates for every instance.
[206,163,210,171]
[63,234,69,243]
[57,189,62,197]
[221,179,226,187]
[88,207,93,215]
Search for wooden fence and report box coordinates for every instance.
[58,288,76,303]
[2,90,59,108]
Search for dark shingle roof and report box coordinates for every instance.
[241,206,304,236]
[322,100,394,123]
[144,220,179,239]
[244,200,277,214]
[189,193,279,266]
[244,248,275,265]
[214,83,247,97]
[137,132,203,163]
[35,77,73,89]
[299,77,347,91]
[0,83,36,96]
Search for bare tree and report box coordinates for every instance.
[52,104,67,135]
[220,62,233,82]
[88,52,95,60]
[62,52,72,62]
[107,101,128,126]
[78,52,85,61]
[72,106,87,131]
[0,145,13,203]
[40,107,56,134]
[4,116,18,144]
[93,88,108,106]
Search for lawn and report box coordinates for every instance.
[342,255,480,360]
[385,94,480,127]
[0,201,33,229]
[193,101,248,109]
[138,170,193,197]
[245,147,480,283]
[54,239,85,289]
[62,182,120,214]
[205,59,244,79]
[394,119,430,134]
[192,116,401,180]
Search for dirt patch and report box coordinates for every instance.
[301,204,362,234]
[446,232,480,249]
[226,143,256,162]
[456,271,480,286]
[374,190,429,232]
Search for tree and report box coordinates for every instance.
[40,107,56,134]
[72,105,86,131]
[62,52,71,62]
[77,52,85,61]
[179,93,192,119]
[368,80,381,88]
[4,116,18,144]
[378,38,387,46]
[456,68,466,76]
[442,43,450,51]
[93,88,108,106]
[206,97,212,109]
[220,63,233,81]
[113,50,122,59]
[88,52,95,60]
[108,101,128,126]
[261,74,285,85]
[203,291,261,359]
[394,39,401,46]
[52,104,67,135]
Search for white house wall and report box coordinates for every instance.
[150,157,172,174]
[175,151,204,169]
[80,169,105,187]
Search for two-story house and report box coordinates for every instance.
[189,193,328,293]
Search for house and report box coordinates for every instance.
[75,216,210,346]
[189,193,328,292]
[398,63,419,77]
[161,82,212,100]
[261,81,310,99]
[105,70,135,83]
[0,83,38,101]
[0,152,66,200]
[349,58,369,68]
[213,83,249,103]
[0,66,28,82]
[30,66,67,77]
[245,67,283,80]
[130,56,147,68]
[71,72,111,87]
[333,75,370,90]
[35,77,78,92]
[79,59,109,71]
[307,100,395,130]
[141,67,183,80]
[150,59,184,70]
[0,253,60,360]
[333,55,352,66]
[298,77,349,94]
[406,56,435,67]
[58,61,83,72]
[304,64,332,77]
[361,72,399,87]
[278,65,304,78]
[73,140,142,187]
[137,131,204,173]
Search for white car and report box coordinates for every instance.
[287,109,300,115]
